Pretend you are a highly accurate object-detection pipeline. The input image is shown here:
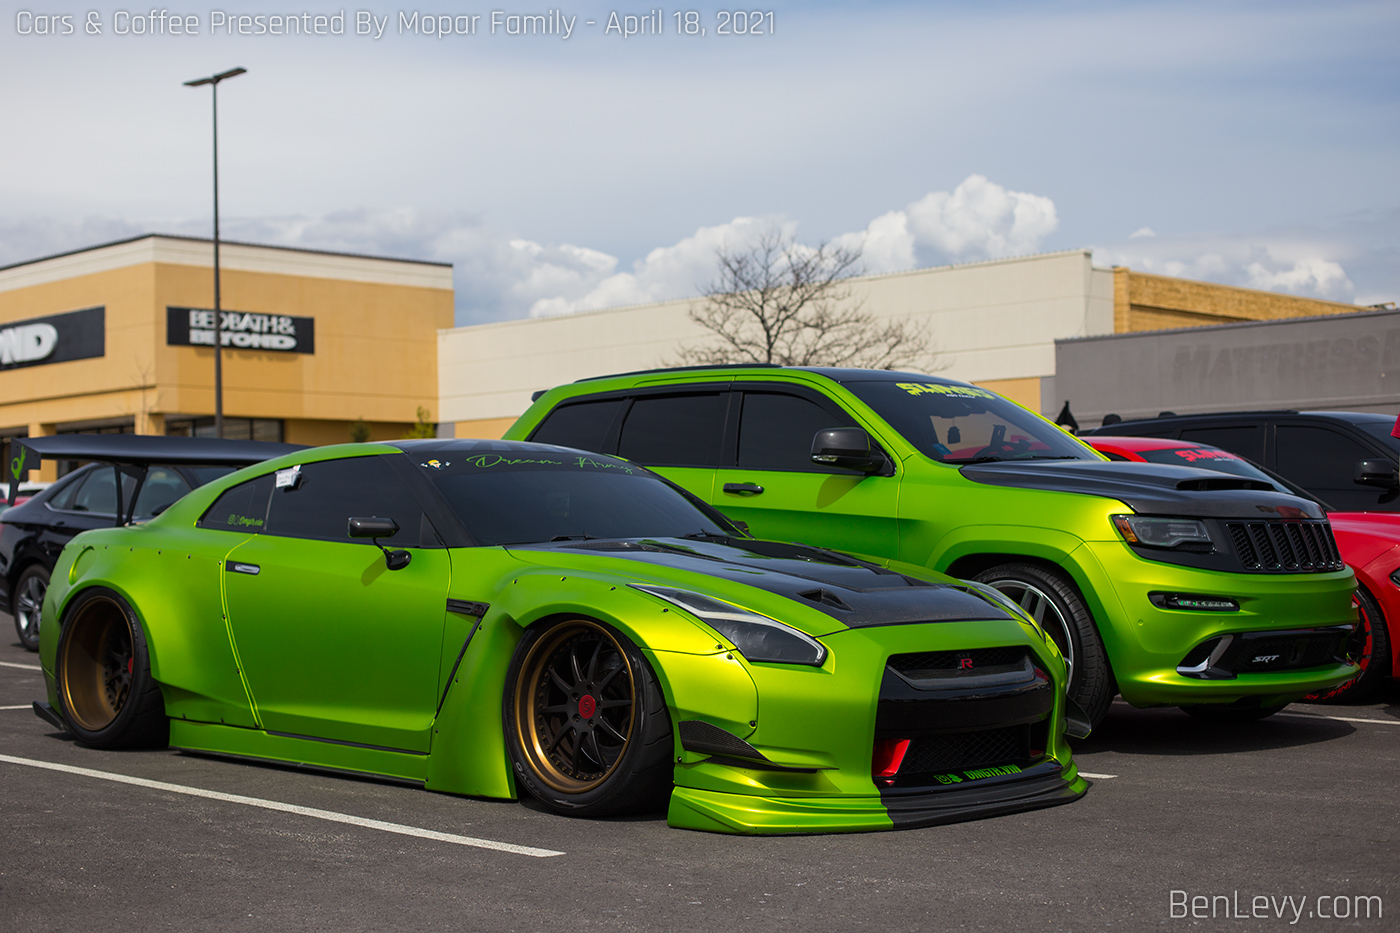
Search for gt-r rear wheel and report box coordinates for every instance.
[505,619,673,817]
[12,564,48,652]
[55,588,168,749]
[974,562,1114,728]
[1305,587,1390,703]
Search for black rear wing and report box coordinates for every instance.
[5,433,306,516]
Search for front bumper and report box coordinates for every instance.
[651,618,1088,834]
[1082,541,1359,707]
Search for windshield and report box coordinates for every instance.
[1134,446,1278,484]
[423,451,731,545]
[845,381,1096,464]
[1353,419,1400,453]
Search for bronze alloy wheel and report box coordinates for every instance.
[58,594,136,733]
[512,620,638,794]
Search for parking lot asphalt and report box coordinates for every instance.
[1,616,1396,932]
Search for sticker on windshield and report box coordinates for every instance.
[445,453,639,474]
[420,459,451,470]
[895,382,996,400]
[1172,448,1240,463]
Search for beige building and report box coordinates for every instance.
[0,234,453,480]
[438,250,1365,437]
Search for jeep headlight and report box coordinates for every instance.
[1112,514,1213,551]
[633,585,827,666]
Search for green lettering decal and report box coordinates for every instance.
[961,764,1023,780]
[463,455,565,469]
[9,444,27,482]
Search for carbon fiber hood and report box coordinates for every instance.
[509,537,1012,628]
[959,460,1327,520]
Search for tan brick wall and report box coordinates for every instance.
[1112,269,1363,333]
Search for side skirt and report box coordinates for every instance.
[169,720,429,785]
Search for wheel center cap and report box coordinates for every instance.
[577,694,596,718]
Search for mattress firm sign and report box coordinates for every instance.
[167,307,315,354]
[0,306,105,371]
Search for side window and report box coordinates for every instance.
[530,398,624,453]
[1177,425,1263,462]
[738,392,858,472]
[1276,425,1384,510]
[264,456,423,545]
[46,470,88,511]
[68,468,137,515]
[197,474,274,532]
[616,393,726,467]
[133,467,194,520]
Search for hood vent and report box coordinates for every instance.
[797,588,854,611]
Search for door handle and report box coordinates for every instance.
[723,482,765,496]
[225,561,261,575]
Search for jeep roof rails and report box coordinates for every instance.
[571,362,783,384]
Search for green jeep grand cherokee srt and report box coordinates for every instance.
[507,366,1358,725]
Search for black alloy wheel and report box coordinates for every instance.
[13,564,49,652]
[505,619,673,817]
[55,588,168,748]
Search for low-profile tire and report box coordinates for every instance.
[973,562,1115,728]
[55,588,168,749]
[12,564,49,652]
[504,618,673,817]
[1180,703,1287,723]
[1305,587,1391,704]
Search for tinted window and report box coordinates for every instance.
[425,452,729,545]
[1276,425,1390,511]
[738,392,857,472]
[46,470,89,511]
[198,474,274,533]
[264,456,423,545]
[530,398,624,454]
[66,468,137,515]
[133,467,193,520]
[616,394,726,467]
[1134,447,1281,486]
[845,381,1092,463]
[1352,419,1400,454]
[1176,425,1263,462]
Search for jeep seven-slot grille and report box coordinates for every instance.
[1226,520,1343,573]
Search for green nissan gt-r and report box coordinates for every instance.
[36,440,1087,834]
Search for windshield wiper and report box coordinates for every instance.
[680,531,730,542]
[550,533,597,541]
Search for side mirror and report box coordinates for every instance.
[1355,459,1400,489]
[810,428,887,474]
[347,516,411,570]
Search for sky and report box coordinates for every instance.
[1,0,1396,325]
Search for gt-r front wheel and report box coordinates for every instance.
[505,619,673,817]
[55,588,168,749]
[12,564,48,652]
[1305,587,1390,703]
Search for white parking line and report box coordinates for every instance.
[1276,712,1400,726]
[0,660,41,671]
[0,704,31,710]
[0,753,564,858]
[1079,772,1118,779]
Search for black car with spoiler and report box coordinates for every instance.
[1,434,303,650]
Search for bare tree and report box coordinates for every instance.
[675,231,933,370]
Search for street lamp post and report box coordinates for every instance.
[184,66,246,439]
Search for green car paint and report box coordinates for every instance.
[38,440,1086,834]
[505,367,1359,721]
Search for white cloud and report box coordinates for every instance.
[1092,233,1358,302]
[1129,226,1157,239]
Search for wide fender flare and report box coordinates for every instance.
[44,533,257,728]
[424,568,758,800]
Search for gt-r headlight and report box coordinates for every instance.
[1112,514,1213,551]
[632,585,827,666]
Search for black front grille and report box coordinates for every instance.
[1233,631,1349,673]
[1226,520,1344,573]
[889,646,1028,676]
[900,725,1030,775]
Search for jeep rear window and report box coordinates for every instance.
[845,381,1094,464]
